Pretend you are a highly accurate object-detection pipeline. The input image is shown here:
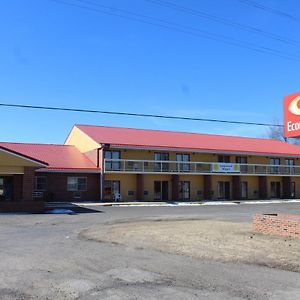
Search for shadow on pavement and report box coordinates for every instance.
[45,205,104,215]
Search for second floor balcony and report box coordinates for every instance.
[104,159,300,176]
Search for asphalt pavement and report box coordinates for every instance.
[0,202,300,299]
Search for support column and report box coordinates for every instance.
[136,174,144,201]
[232,176,241,200]
[100,173,105,201]
[172,175,179,201]
[203,175,212,200]
[282,177,292,199]
[13,174,23,201]
[22,167,36,201]
[258,176,268,199]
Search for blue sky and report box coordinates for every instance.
[1,0,299,143]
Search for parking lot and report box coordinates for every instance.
[0,203,300,299]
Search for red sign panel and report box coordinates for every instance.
[284,92,300,138]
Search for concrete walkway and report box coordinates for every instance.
[45,199,300,208]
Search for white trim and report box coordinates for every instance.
[0,148,47,167]
[104,159,300,176]
[110,145,300,158]
[35,168,100,174]
[104,158,298,168]
[104,171,300,177]
[0,172,24,175]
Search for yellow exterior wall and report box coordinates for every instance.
[0,150,44,177]
[241,176,259,199]
[117,149,220,163]
[0,166,24,174]
[103,172,300,201]
[113,148,300,166]
[104,173,137,201]
[0,151,43,167]
[104,148,300,201]
[143,174,172,201]
[65,126,100,153]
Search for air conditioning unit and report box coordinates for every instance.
[73,191,82,199]
[33,192,44,198]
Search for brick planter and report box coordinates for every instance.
[0,201,45,213]
[253,214,300,239]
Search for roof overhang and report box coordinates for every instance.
[0,146,48,167]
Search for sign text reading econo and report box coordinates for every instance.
[287,121,300,132]
[284,92,300,138]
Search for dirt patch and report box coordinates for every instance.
[80,219,300,272]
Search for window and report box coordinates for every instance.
[218,155,230,163]
[241,181,248,199]
[270,158,280,165]
[154,181,169,200]
[176,154,190,172]
[285,159,295,174]
[179,181,190,200]
[67,177,87,192]
[104,150,121,171]
[0,177,3,196]
[217,181,230,200]
[0,177,13,201]
[236,156,248,173]
[271,182,281,199]
[236,156,247,164]
[34,176,47,191]
[285,159,294,166]
[154,153,169,161]
[270,158,280,174]
[154,152,169,171]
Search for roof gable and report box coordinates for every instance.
[0,142,98,170]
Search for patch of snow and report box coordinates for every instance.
[46,209,76,215]
[201,202,237,206]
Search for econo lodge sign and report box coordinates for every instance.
[284,92,300,138]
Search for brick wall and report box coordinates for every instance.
[36,172,100,202]
[0,201,44,213]
[253,214,300,239]
[23,167,37,201]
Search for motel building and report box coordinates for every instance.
[1,124,300,211]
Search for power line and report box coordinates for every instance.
[239,0,300,23]
[48,0,300,62]
[0,102,283,128]
[147,0,300,47]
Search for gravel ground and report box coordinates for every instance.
[81,219,300,272]
[0,203,300,299]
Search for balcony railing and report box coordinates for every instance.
[104,159,300,176]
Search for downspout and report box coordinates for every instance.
[97,147,102,202]
[99,144,110,201]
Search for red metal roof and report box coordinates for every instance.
[76,124,300,157]
[0,142,98,170]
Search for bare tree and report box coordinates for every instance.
[266,121,300,145]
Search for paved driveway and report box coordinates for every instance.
[0,203,299,299]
